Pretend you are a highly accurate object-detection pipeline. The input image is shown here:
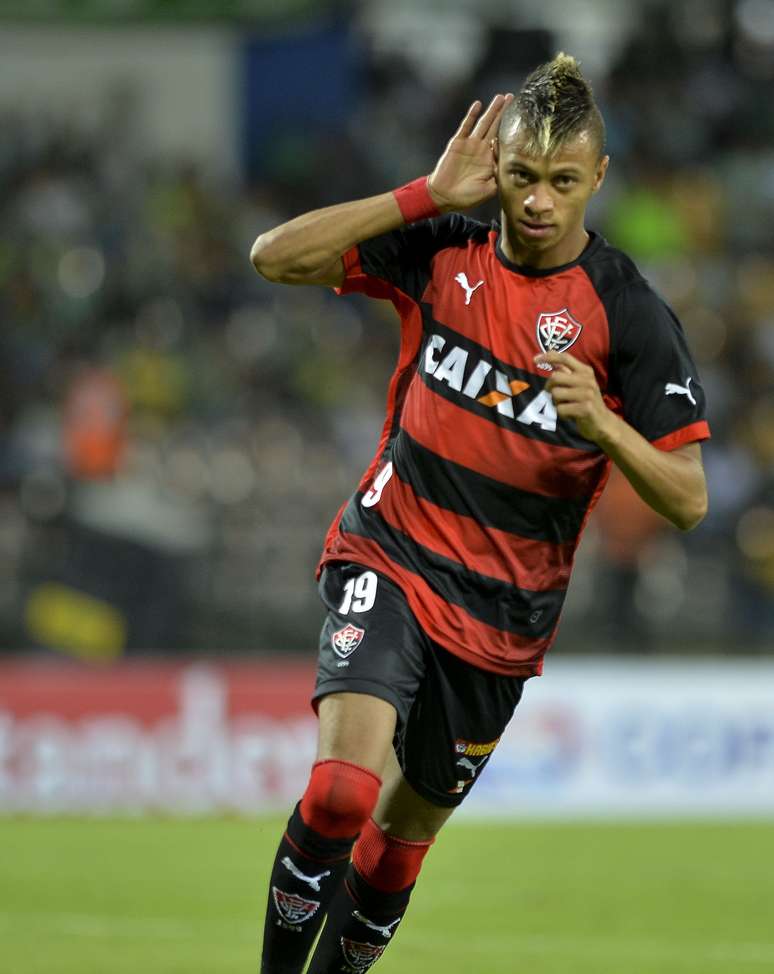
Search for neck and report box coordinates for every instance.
[499,217,590,270]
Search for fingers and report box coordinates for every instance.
[547,385,588,403]
[455,101,482,139]
[471,93,513,140]
[454,94,514,143]
[545,374,593,397]
[484,92,514,141]
[534,351,586,372]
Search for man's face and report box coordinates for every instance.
[494,120,609,266]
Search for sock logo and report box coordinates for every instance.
[352,910,401,939]
[281,856,331,892]
[271,886,320,925]
[340,937,386,972]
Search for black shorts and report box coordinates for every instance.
[312,561,526,808]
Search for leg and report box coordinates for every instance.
[260,692,396,974]
[305,749,451,974]
[306,639,527,973]
[316,691,397,769]
[372,746,455,839]
[261,561,427,974]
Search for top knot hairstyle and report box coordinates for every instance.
[499,53,606,159]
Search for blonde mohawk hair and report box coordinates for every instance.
[500,52,606,158]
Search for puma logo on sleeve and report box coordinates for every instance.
[664,377,696,406]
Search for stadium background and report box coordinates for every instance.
[1,3,773,972]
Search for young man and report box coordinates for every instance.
[251,54,709,974]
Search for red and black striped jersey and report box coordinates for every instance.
[319,215,710,677]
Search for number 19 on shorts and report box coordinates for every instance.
[338,571,378,614]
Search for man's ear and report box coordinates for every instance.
[491,136,499,163]
[593,154,610,193]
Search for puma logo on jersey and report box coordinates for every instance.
[665,377,696,405]
[423,333,557,431]
[454,272,485,305]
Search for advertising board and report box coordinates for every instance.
[1,658,773,816]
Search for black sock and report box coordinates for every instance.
[260,804,356,974]
[305,864,413,974]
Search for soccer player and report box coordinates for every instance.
[250,54,709,974]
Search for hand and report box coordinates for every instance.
[428,94,513,212]
[535,351,619,446]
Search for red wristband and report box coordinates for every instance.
[393,176,441,224]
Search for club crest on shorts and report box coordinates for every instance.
[331,623,365,659]
[340,937,385,972]
[271,886,320,925]
[535,308,583,369]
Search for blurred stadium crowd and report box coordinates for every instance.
[1,0,773,659]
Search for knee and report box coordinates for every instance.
[299,759,381,839]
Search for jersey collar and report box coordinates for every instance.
[493,226,604,278]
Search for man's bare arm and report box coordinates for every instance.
[249,94,512,287]
[600,437,707,532]
[537,350,708,531]
[250,192,403,287]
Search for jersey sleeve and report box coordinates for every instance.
[335,213,478,305]
[608,281,710,451]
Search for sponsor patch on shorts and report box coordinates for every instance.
[454,737,500,758]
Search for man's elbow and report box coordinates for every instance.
[672,491,708,532]
[250,233,285,282]
[249,233,325,284]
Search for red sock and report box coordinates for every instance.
[353,817,433,891]
[261,762,381,974]
[306,820,434,973]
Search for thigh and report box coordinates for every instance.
[312,561,427,747]
[316,692,398,777]
[397,643,527,809]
